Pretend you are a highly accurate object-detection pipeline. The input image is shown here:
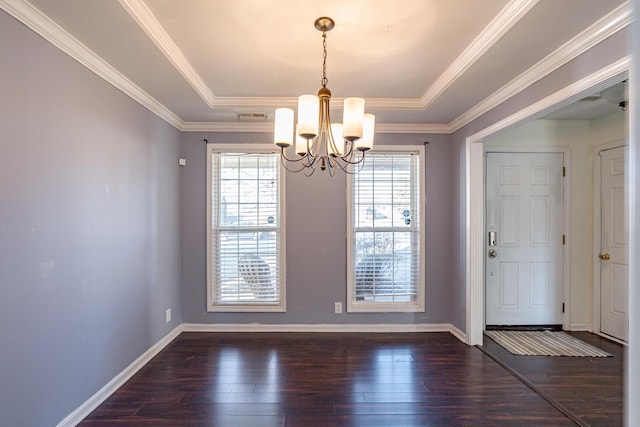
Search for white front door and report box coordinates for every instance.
[485,152,564,325]
[599,145,629,342]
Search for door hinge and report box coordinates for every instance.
[562,234,566,245]
[562,166,566,177]
[562,303,565,313]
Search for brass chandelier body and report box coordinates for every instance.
[274,17,375,176]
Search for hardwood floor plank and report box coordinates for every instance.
[79,332,616,426]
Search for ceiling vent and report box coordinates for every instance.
[238,113,267,121]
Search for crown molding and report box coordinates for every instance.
[180,121,452,134]
[376,123,452,134]
[0,0,184,129]
[118,0,216,107]
[449,1,632,133]
[181,121,273,132]
[210,96,426,110]
[420,0,539,108]
[357,98,425,110]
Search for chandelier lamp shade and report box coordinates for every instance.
[274,17,375,175]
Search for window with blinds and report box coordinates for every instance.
[347,146,425,312]
[207,147,285,312]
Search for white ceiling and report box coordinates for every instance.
[2,0,631,132]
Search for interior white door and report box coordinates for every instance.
[485,152,564,325]
[599,145,629,342]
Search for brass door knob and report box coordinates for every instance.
[599,253,611,260]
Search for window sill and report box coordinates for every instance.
[208,303,286,313]
[347,302,425,313]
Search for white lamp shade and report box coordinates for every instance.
[343,97,365,141]
[356,114,375,151]
[274,108,294,147]
[328,123,344,156]
[297,95,319,138]
[295,124,309,155]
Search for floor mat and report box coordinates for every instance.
[485,330,612,357]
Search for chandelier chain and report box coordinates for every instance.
[321,31,328,88]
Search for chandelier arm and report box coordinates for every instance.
[341,141,355,158]
[304,152,319,169]
[279,145,319,165]
[279,155,308,173]
[279,148,320,173]
[337,149,366,166]
[318,96,331,158]
[331,151,367,174]
[303,162,317,177]
[325,103,340,157]
[328,157,336,177]
[307,136,321,159]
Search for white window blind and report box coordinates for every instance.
[347,148,424,312]
[208,149,284,311]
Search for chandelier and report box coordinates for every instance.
[273,17,375,176]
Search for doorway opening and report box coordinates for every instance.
[465,59,630,346]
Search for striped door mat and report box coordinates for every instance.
[485,330,612,357]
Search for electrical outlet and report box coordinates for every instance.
[165,308,171,323]
[334,302,342,314]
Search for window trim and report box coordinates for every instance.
[206,143,286,312]
[346,145,426,313]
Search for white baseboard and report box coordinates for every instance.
[596,332,628,346]
[56,325,183,427]
[58,322,467,425]
[181,322,455,334]
[568,323,592,331]
[448,324,467,343]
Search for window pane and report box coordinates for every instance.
[354,231,416,302]
[354,154,415,229]
[349,150,422,309]
[210,151,282,308]
[215,230,279,302]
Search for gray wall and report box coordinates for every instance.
[449,26,632,333]
[179,132,454,325]
[0,11,182,426]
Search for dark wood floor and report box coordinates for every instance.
[480,331,625,427]
[80,332,621,426]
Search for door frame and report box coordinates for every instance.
[592,140,628,342]
[484,148,570,328]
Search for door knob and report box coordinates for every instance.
[599,253,610,260]
[488,249,497,258]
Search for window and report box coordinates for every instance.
[207,145,285,312]
[347,146,425,312]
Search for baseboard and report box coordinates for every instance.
[56,325,183,427]
[448,324,467,343]
[182,322,455,334]
[568,323,592,331]
[596,332,628,346]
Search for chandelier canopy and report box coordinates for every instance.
[274,17,375,176]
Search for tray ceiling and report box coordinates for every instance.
[1,0,630,132]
